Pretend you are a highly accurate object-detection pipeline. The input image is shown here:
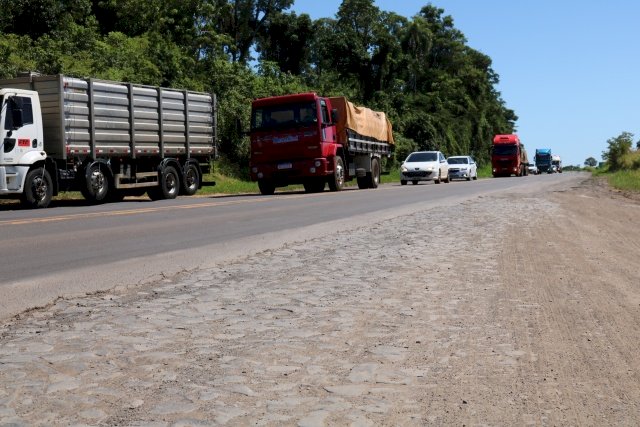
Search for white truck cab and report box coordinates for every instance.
[0,89,51,207]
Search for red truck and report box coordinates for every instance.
[249,93,394,194]
[491,134,529,177]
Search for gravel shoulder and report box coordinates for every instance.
[1,175,639,425]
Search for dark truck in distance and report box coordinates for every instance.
[249,93,394,194]
[491,134,529,177]
[535,148,553,173]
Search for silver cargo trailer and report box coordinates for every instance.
[0,74,217,208]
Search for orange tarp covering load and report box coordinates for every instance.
[329,97,395,145]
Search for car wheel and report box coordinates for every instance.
[434,170,441,184]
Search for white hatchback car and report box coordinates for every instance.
[400,151,450,185]
[447,156,478,181]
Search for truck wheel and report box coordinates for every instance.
[412,180,418,185]
[328,157,345,191]
[181,163,200,196]
[148,166,179,200]
[304,178,325,193]
[258,179,275,195]
[21,167,53,209]
[400,180,407,185]
[357,176,369,189]
[368,158,380,188]
[82,163,110,203]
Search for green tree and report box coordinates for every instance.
[584,157,597,167]
[602,132,633,171]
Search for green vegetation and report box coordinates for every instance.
[598,131,640,192]
[606,170,640,192]
[0,0,516,179]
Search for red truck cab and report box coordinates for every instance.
[249,93,340,194]
[491,134,529,177]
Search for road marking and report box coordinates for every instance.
[0,187,396,226]
[0,196,301,226]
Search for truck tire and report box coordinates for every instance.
[21,167,53,209]
[81,163,110,203]
[304,178,325,193]
[357,176,369,189]
[148,166,180,200]
[328,157,345,191]
[400,180,407,185]
[368,158,380,188]
[258,179,275,195]
[181,163,200,196]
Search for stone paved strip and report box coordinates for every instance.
[0,194,555,426]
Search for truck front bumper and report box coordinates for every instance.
[250,158,330,183]
[0,165,28,194]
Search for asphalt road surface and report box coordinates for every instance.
[1,173,579,320]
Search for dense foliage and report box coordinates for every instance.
[602,132,640,171]
[0,0,516,169]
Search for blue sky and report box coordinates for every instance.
[291,0,640,166]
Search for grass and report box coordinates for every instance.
[604,169,640,192]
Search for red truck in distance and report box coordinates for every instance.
[249,93,394,194]
[491,134,529,177]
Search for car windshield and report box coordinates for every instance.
[448,157,468,164]
[251,102,318,131]
[406,152,437,162]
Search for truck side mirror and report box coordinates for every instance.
[9,97,24,130]
[331,108,339,124]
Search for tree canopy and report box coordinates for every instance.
[0,0,517,168]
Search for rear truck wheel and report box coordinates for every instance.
[82,163,110,203]
[258,179,275,195]
[357,176,368,189]
[180,163,200,196]
[21,167,53,209]
[304,178,325,193]
[412,180,418,185]
[328,157,345,191]
[148,165,180,200]
[368,158,380,188]
[400,180,407,185]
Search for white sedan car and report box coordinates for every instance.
[447,156,478,181]
[400,151,450,185]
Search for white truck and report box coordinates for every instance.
[0,74,216,208]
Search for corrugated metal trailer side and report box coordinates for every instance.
[1,75,216,161]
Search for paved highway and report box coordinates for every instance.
[0,173,584,319]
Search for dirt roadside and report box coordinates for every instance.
[0,175,639,425]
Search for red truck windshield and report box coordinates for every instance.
[493,145,517,155]
[251,102,318,131]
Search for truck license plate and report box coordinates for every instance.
[277,162,292,170]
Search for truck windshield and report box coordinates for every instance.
[493,145,517,156]
[251,102,318,131]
